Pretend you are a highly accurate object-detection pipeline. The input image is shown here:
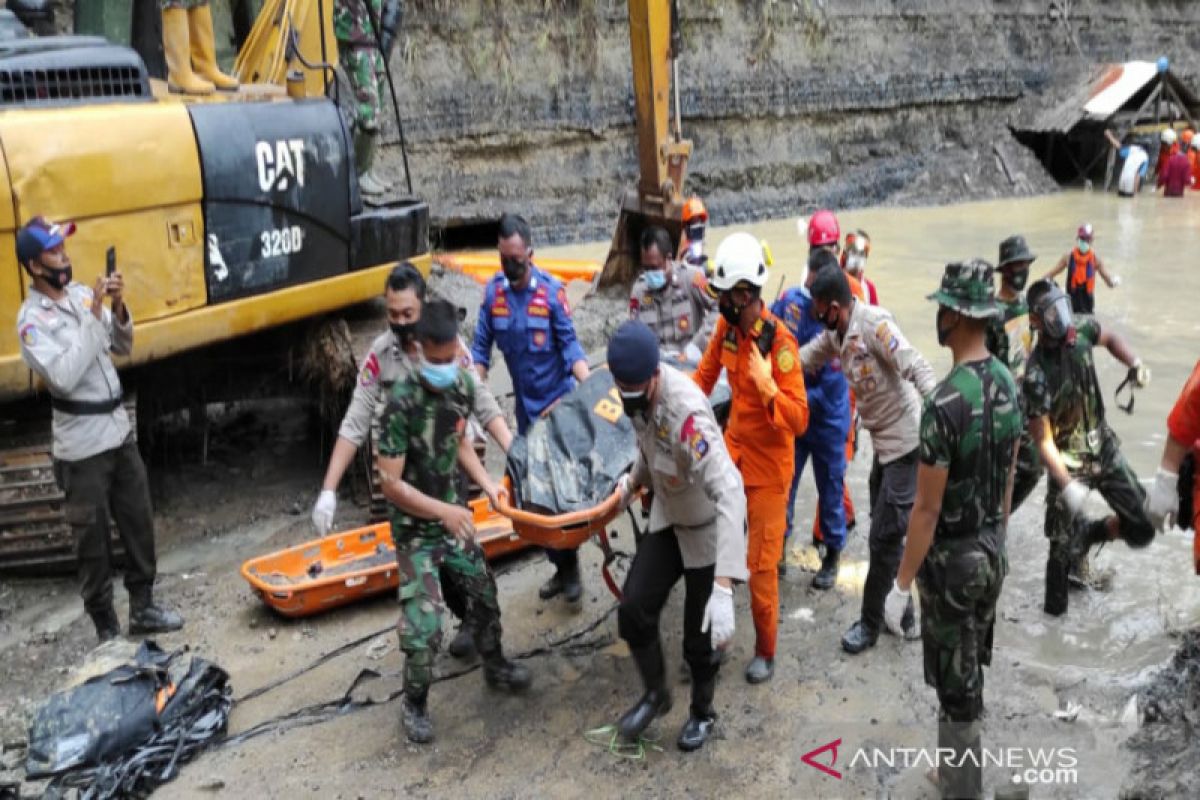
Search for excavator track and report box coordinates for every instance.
[0,399,135,575]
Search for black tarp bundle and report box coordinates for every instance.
[505,365,731,514]
[26,641,231,799]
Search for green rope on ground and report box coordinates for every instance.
[583,724,663,760]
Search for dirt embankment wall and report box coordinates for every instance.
[384,0,1200,243]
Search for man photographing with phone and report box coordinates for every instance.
[15,217,182,644]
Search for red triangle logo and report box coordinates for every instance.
[801,738,843,780]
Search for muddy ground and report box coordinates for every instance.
[2,267,1198,799]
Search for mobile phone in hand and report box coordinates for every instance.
[105,247,116,277]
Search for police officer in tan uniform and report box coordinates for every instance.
[629,226,716,360]
[312,262,512,656]
[15,217,182,642]
[609,321,747,752]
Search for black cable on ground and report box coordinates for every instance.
[363,2,414,195]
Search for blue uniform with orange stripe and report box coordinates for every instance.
[471,267,586,434]
[772,287,851,551]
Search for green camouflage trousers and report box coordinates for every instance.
[395,531,502,699]
[1044,429,1155,558]
[918,526,1006,800]
[340,46,385,130]
[159,0,207,9]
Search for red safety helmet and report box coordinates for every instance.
[807,209,840,248]
[1076,223,1094,242]
[682,197,708,225]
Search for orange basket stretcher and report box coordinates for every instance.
[493,477,630,600]
[240,493,520,617]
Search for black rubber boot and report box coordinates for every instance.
[89,606,121,643]
[1044,556,1070,616]
[812,548,841,590]
[402,692,434,744]
[561,561,583,604]
[677,673,717,752]
[841,620,879,654]
[447,625,477,660]
[483,655,532,693]
[128,589,183,636]
[538,571,564,600]
[618,640,672,742]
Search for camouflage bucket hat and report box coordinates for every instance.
[997,234,1036,268]
[927,259,1000,318]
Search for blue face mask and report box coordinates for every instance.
[420,360,458,390]
[1077,240,1091,254]
[643,269,667,291]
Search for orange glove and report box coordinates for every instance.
[746,344,778,404]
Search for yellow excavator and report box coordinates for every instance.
[0,0,428,571]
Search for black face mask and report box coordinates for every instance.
[391,321,416,347]
[501,255,527,284]
[619,389,650,420]
[719,300,742,326]
[1008,270,1029,292]
[814,303,839,332]
[936,307,957,346]
[38,259,72,290]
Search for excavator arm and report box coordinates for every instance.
[599,0,692,287]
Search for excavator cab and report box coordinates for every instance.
[599,0,692,288]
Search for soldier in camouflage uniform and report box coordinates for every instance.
[377,300,530,744]
[629,226,716,358]
[1023,280,1154,616]
[334,0,389,195]
[984,235,1043,510]
[886,260,1022,799]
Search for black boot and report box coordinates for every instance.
[402,691,434,744]
[677,672,717,752]
[128,589,183,636]
[447,625,477,660]
[538,571,564,600]
[561,560,582,604]
[483,654,532,692]
[812,548,841,590]
[89,605,121,643]
[618,640,672,742]
[841,620,879,654]
[1044,556,1069,616]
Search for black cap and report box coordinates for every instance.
[607,321,660,385]
[998,235,1036,269]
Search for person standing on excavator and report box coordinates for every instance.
[311,262,513,660]
[472,212,590,605]
[800,266,938,655]
[334,0,393,197]
[693,233,809,685]
[15,217,183,643]
[629,226,716,359]
[1041,224,1120,315]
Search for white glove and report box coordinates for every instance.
[312,489,337,534]
[684,343,704,364]
[1147,468,1179,532]
[617,474,636,511]
[883,580,912,637]
[701,583,735,650]
[1059,480,1090,518]
[1131,359,1151,389]
[1111,275,1123,288]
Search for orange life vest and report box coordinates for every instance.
[1068,248,1096,294]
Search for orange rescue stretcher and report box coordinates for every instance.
[241,478,630,617]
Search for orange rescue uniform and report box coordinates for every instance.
[1167,358,1200,573]
[694,309,809,658]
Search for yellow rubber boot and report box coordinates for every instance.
[163,7,213,95]
[189,3,240,92]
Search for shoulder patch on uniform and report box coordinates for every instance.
[876,319,899,352]
[679,413,709,460]
[18,323,36,347]
[360,351,381,388]
[776,346,796,373]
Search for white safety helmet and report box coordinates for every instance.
[710,232,769,291]
[1162,128,1178,145]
